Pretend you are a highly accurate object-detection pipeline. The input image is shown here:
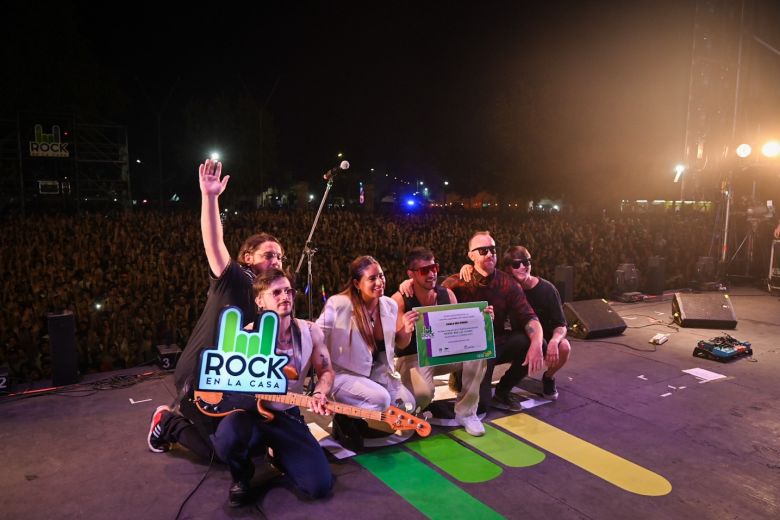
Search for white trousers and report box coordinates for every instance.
[395,355,486,418]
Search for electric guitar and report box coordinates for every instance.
[193,389,431,437]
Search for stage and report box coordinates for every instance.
[2,286,779,520]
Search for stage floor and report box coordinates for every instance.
[2,287,779,520]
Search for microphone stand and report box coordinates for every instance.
[295,176,336,321]
[295,175,337,395]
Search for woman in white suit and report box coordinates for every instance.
[316,256,415,449]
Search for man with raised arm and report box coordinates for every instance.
[147,160,318,507]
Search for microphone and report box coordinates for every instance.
[323,160,350,181]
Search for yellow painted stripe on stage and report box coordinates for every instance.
[492,414,672,497]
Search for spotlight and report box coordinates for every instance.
[735,144,752,158]
[761,140,780,158]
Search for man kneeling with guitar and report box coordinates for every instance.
[208,268,335,507]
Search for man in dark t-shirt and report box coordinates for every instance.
[500,246,571,400]
[147,160,286,473]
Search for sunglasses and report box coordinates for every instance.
[265,287,296,299]
[511,258,531,269]
[470,246,497,256]
[412,263,439,276]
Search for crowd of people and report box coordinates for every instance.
[0,206,714,383]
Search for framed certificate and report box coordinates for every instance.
[413,301,496,367]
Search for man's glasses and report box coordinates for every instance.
[260,252,287,262]
[470,246,497,256]
[413,263,439,276]
[265,287,296,299]
[511,258,531,269]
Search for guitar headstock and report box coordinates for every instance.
[382,406,432,437]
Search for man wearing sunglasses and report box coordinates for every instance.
[208,268,334,506]
[443,231,545,413]
[392,247,487,437]
[499,246,570,400]
[148,160,289,489]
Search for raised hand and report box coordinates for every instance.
[199,159,229,197]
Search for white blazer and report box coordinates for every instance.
[316,294,398,378]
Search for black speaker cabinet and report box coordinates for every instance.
[48,311,79,386]
[0,364,9,392]
[646,256,665,295]
[672,292,737,329]
[554,265,574,303]
[563,299,627,339]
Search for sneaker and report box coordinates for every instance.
[455,414,485,437]
[542,375,559,400]
[491,391,524,412]
[448,371,462,393]
[147,405,171,453]
[228,480,251,508]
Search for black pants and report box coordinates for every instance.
[162,397,217,459]
[477,332,547,414]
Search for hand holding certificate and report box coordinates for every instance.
[413,301,496,367]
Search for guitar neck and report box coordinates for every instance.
[261,393,384,421]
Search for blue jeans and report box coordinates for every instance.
[212,408,332,499]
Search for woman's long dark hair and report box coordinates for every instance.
[339,255,380,350]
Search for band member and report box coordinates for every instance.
[500,246,570,398]
[393,247,488,437]
[316,256,415,450]
[443,231,545,414]
[209,268,334,506]
[147,160,290,503]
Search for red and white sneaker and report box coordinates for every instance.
[147,405,171,453]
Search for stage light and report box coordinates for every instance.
[136,159,142,164]
[444,181,449,186]
[210,152,220,161]
[761,140,780,158]
[309,194,314,201]
[735,144,752,158]
[673,164,685,183]
[406,199,416,207]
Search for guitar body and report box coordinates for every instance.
[194,390,271,418]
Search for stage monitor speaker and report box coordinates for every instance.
[48,311,79,386]
[672,292,737,329]
[0,364,9,392]
[563,299,627,339]
[646,256,665,295]
[554,265,574,303]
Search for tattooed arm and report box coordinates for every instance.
[308,322,335,415]
[522,319,545,374]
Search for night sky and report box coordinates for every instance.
[4,1,780,206]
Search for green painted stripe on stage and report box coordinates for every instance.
[405,434,502,483]
[355,447,505,520]
[493,414,672,496]
[450,424,546,468]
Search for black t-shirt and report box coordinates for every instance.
[523,277,566,340]
[174,260,256,391]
